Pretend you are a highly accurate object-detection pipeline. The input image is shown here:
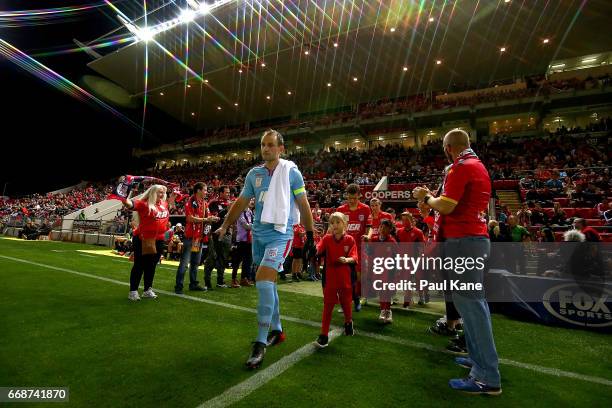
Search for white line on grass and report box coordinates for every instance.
[1,254,611,388]
[78,254,96,258]
[198,328,343,408]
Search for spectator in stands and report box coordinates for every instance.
[175,183,213,294]
[562,230,604,279]
[519,174,535,190]
[497,206,510,224]
[488,220,505,242]
[573,218,601,242]
[550,202,568,226]
[530,203,549,226]
[516,203,532,227]
[21,221,39,240]
[166,224,184,261]
[507,215,530,274]
[204,186,232,289]
[538,225,556,242]
[545,172,564,192]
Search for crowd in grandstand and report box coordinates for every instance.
[190,73,610,142]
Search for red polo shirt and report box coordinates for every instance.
[439,155,490,239]
[184,195,206,239]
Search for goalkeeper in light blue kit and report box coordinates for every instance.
[215,129,315,369]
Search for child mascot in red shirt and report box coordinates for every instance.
[314,212,359,348]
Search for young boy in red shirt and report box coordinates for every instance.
[314,212,358,348]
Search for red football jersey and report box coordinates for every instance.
[317,234,358,289]
[133,199,169,240]
[397,226,425,242]
[368,211,394,236]
[293,224,306,249]
[337,202,371,243]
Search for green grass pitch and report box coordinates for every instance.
[0,237,610,407]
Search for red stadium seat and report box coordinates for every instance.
[576,208,597,218]
[563,208,576,217]
[493,180,519,190]
[554,198,569,206]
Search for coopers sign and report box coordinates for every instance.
[363,190,413,201]
[543,283,612,328]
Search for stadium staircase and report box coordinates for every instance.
[496,190,521,213]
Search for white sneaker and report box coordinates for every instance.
[128,291,141,301]
[384,310,393,324]
[142,288,158,299]
[378,310,386,322]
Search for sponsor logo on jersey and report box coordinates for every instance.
[255,177,263,187]
[347,223,361,232]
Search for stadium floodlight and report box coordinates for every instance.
[118,0,233,42]
[179,8,197,23]
[581,57,597,64]
[137,27,156,42]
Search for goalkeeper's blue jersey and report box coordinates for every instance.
[239,164,306,240]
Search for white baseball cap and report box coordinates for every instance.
[175,223,182,227]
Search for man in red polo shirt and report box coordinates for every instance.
[413,129,501,395]
[336,183,371,311]
[573,218,601,242]
[174,182,218,294]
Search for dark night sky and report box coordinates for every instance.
[0,1,192,196]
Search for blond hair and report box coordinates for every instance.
[328,212,348,230]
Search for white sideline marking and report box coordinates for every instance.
[198,328,343,408]
[78,254,96,258]
[0,254,611,389]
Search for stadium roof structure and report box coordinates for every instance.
[86,0,611,131]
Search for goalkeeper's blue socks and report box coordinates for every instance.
[270,283,283,332]
[256,281,275,344]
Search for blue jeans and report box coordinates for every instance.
[446,237,500,387]
[175,238,202,290]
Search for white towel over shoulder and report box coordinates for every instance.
[261,159,301,234]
